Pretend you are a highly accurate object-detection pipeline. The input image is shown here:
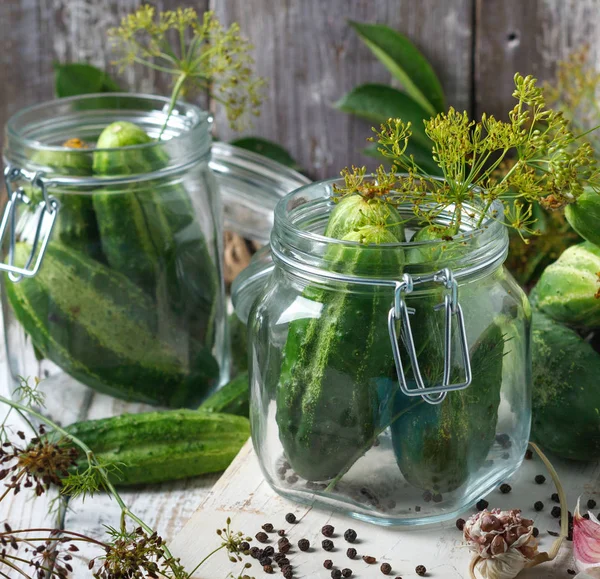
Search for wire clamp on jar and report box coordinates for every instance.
[0,166,59,283]
[387,268,472,405]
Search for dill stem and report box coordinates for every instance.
[187,543,225,577]
[158,72,188,140]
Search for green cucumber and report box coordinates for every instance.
[6,242,218,407]
[66,410,250,485]
[391,320,505,493]
[200,372,249,417]
[92,121,219,347]
[565,189,600,247]
[531,311,600,461]
[276,223,404,481]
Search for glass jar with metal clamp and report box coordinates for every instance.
[233,178,531,525]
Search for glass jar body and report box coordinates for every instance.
[244,183,531,526]
[1,94,227,420]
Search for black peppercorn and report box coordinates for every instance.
[323,559,333,570]
[548,530,559,537]
[416,565,427,576]
[261,546,273,556]
[282,565,293,579]
[476,499,489,511]
[277,558,290,568]
[525,448,533,460]
[567,569,577,575]
[496,433,511,447]
[551,506,561,518]
[363,555,377,564]
[278,542,291,554]
[249,546,261,558]
[240,541,250,551]
[456,518,465,531]
[584,513,591,520]
[262,523,274,533]
[322,524,335,537]
[264,564,274,574]
[532,527,539,537]
[534,501,544,511]
[381,562,392,575]
[347,547,357,559]
[432,493,443,503]
[287,474,299,484]
[344,529,357,543]
[322,539,334,551]
[341,569,352,578]
[331,570,342,579]
[534,474,546,484]
[260,556,272,567]
[277,465,288,476]
[273,553,284,563]
[278,529,286,536]
[415,505,421,512]
[551,492,560,503]
[256,532,269,543]
[422,490,433,502]
[285,513,297,524]
[298,538,310,552]
[588,499,597,509]
[499,483,511,494]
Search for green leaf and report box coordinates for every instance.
[54,63,120,98]
[334,83,431,148]
[350,21,445,115]
[230,137,302,171]
[363,140,442,177]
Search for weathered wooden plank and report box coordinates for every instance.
[475,0,600,119]
[211,0,474,180]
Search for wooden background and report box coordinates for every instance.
[1,0,600,180]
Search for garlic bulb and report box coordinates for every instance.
[574,499,600,573]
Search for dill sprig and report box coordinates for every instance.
[109,6,266,135]
[335,73,600,242]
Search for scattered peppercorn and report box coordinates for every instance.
[416,565,427,576]
[532,527,539,538]
[264,564,274,574]
[499,483,511,494]
[279,542,291,554]
[456,518,465,531]
[282,565,293,579]
[277,465,288,475]
[344,529,357,543]
[346,547,357,559]
[283,460,290,469]
[386,499,396,510]
[525,448,533,460]
[381,562,392,575]
[534,474,546,484]
[568,570,576,575]
[249,547,261,558]
[551,506,561,518]
[432,493,443,503]
[263,546,274,557]
[322,539,334,552]
[285,513,297,524]
[262,523,274,533]
[501,452,510,459]
[298,539,310,552]
[476,499,489,511]
[588,499,597,509]
[256,532,269,543]
[273,553,284,563]
[422,491,433,503]
[551,493,560,503]
[260,557,273,567]
[548,530,559,537]
[287,474,299,484]
[496,433,510,447]
[341,569,352,578]
[534,501,544,511]
[331,570,342,579]
[323,560,333,570]
[415,506,421,512]
[584,513,591,520]
[363,555,377,564]
[278,529,286,537]
[322,525,335,537]
[240,541,250,551]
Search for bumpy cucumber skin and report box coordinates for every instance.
[327,195,405,241]
[534,242,600,329]
[276,224,404,481]
[66,410,250,485]
[6,242,218,407]
[391,321,505,493]
[565,189,600,247]
[200,372,249,417]
[92,121,219,349]
[531,312,600,460]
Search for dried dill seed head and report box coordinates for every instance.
[381,562,392,575]
[322,524,335,537]
[322,539,334,551]
[324,559,334,569]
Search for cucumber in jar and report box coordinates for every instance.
[276,195,405,481]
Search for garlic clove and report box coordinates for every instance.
[574,498,600,572]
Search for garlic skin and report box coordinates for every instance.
[464,509,539,579]
[574,499,600,573]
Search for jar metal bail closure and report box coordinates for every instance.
[0,166,59,282]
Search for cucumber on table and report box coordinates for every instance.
[6,242,218,407]
[67,410,250,485]
[276,211,405,481]
[200,371,249,417]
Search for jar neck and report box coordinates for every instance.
[271,179,509,287]
[3,93,212,185]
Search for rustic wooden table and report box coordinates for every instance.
[0,337,597,578]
